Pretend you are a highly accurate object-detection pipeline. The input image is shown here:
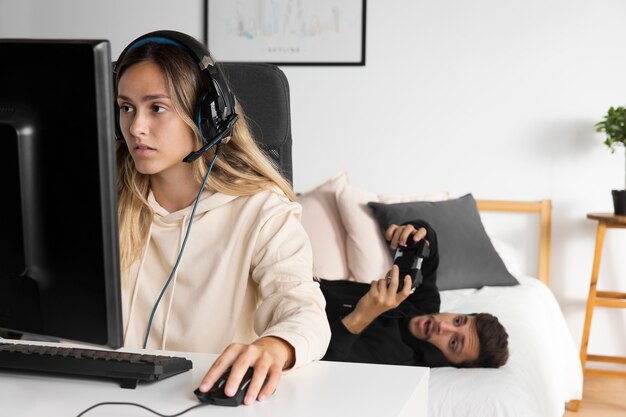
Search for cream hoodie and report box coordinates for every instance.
[122,188,330,368]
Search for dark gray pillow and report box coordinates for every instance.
[367,194,518,290]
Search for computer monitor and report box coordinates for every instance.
[0,39,123,348]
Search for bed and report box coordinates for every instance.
[297,170,583,417]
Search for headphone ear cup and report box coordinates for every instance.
[114,102,125,142]
[196,93,217,144]
[112,62,125,143]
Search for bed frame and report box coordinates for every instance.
[476,199,552,286]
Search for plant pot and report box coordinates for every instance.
[612,190,626,216]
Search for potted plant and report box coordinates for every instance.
[595,106,626,215]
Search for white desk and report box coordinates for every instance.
[0,342,429,417]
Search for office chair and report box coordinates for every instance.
[220,63,294,186]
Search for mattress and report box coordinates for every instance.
[429,276,583,417]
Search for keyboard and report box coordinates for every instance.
[0,342,193,389]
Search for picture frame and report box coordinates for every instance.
[204,0,366,66]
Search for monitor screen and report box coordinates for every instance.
[0,39,123,348]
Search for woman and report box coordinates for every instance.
[114,31,330,405]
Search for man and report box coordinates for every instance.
[319,221,509,368]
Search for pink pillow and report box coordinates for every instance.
[335,182,448,283]
[298,171,350,280]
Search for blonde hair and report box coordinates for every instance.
[115,42,295,272]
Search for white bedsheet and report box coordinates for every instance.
[429,276,583,417]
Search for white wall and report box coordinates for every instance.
[0,0,205,58]
[284,0,626,359]
[2,0,626,357]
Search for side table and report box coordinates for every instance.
[579,213,626,379]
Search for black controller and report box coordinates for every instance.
[392,239,430,293]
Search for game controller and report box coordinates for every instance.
[392,239,430,293]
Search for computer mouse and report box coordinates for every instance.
[194,367,268,407]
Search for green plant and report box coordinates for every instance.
[595,106,626,189]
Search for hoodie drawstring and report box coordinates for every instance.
[139,145,222,349]
[124,223,154,343]
[160,214,188,349]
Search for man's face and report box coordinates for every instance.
[408,313,479,365]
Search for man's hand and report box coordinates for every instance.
[385,223,427,249]
[197,336,295,405]
[341,265,411,334]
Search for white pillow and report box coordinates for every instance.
[298,171,350,280]
[335,181,448,283]
[489,236,523,277]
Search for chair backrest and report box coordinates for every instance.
[219,62,294,186]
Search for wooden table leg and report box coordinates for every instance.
[566,400,580,412]
[579,221,606,374]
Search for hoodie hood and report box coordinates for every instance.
[148,190,239,223]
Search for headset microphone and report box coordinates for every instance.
[183,114,238,163]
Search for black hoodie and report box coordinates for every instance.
[319,220,450,367]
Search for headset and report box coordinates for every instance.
[113,30,239,163]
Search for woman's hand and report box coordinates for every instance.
[197,336,295,405]
[341,265,411,334]
[385,223,427,249]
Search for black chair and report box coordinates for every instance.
[220,63,294,186]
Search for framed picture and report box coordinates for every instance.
[204,0,366,66]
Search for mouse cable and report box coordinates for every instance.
[76,401,208,417]
[143,144,222,349]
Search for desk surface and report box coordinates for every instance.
[0,341,429,417]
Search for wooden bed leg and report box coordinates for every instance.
[566,400,580,412]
